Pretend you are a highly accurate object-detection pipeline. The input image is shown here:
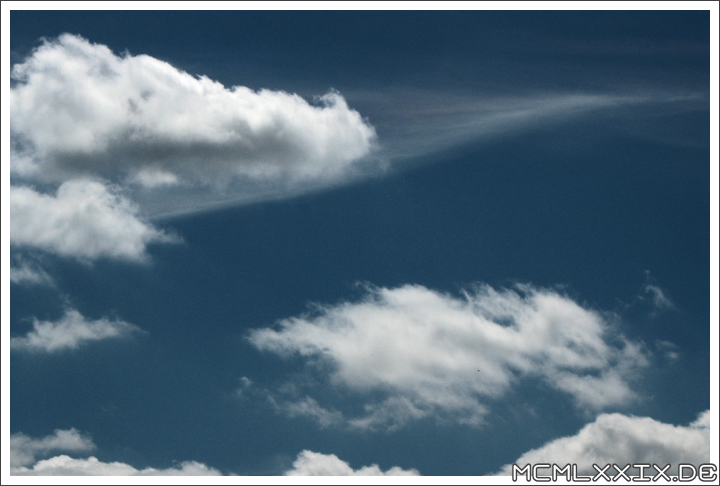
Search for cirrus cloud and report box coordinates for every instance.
[248,283,651,430]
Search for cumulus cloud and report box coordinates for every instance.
[285,450,419,476]
[11,431,411,476]
[13,448,410,476]
[10,429,95,469]
[248,283,650,430]
[496,410,710,477]
[10,429,221,476]
[10,33,376,188]
[10,179,177,262]
[12,456,222,476]
[11,308,141,352]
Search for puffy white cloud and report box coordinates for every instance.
[285,450,419,476]
[249,283,650,429]
[11,308,141,353]
[13,449,413,476]
[10,179,177,262]
[10,429,221,476]
[496,410,710,477]
[12,456,222,476]
[10,33,376,188]
[10,428,95,468]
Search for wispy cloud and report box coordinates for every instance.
[11,309,141,353]
[10,34,376,189]
[248,283,651,430]
[285,450,420,476]
[10,179,178,262]
[349,88,705,165]
[645,284,675,310]
[12,34,700,219]
[495,410,710,477]
[10,258,54,287]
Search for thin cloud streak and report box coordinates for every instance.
[353,88,708,162]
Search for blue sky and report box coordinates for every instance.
[3,5,718,480]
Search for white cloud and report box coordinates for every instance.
[12,456,222,476]
[10,429,221,476]
[13,449,413,476]
[645,284,674,310]
[11,308,141,353]
[10,34,376,188]
[10,179,177,262]
[271,396,346,429]
[249,283,651,430]
[10,260,54,286]
[496,410,710,477]
[284,450,419,476]
[10,428,95,468]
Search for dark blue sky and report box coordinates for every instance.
[6,8,714,478]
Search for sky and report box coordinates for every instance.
[3,4,718,482]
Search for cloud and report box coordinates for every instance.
[12,456,222,476]
[645,284,674,310]
[11,431,413,476]
[10,259,54,286]
[13,448,413,476]
[10,429,221,476]
[10,34,376,188]
[248,283,651,430]
[284,450,419,476]
[348,87,703,164]
[655,340,680,361]
[10,429,95,468]
[10,179,178,262]
[495,410,710,477]
[271,396,346,429]
[11,308,141,353]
